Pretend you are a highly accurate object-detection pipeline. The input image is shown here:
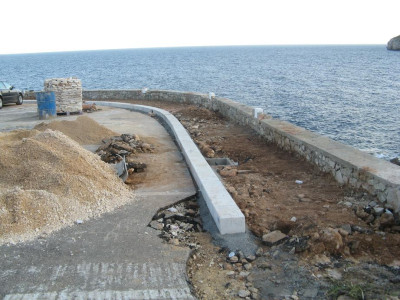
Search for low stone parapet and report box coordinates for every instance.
[83,89,400,213]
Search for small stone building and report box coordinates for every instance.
[44,78,82,114]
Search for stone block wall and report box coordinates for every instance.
[83,89,400,212]
[44,78,82,113]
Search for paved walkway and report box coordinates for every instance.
[0,105,196,299]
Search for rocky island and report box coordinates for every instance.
[387,35,400,50]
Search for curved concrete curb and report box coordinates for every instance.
[79,90,400,212]
[82,101,245,234]
[26,99,245,233]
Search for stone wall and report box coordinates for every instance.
[83,89,400,212]
[44,78,82,113]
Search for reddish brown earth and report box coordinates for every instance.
[94,100,400,299]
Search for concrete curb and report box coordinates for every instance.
[82,101,245,234]
[26,99,246,233]
[77,90,400,213]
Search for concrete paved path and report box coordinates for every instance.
[0,105,196,299]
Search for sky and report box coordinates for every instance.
[2,0,399,54]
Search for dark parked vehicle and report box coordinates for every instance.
[0,81,23,109]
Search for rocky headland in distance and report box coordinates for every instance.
[387,35,400,50]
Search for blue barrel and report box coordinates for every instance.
[36,92,56,120]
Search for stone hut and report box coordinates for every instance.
[44,78,82,114]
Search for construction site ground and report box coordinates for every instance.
[0,104,196,299]
[0,101,399,299]
[106,99,400,300]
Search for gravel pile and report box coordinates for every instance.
[34,116,117,145]
[0,128,134,245]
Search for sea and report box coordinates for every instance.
[0,45,399,160]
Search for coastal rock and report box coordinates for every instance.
[387,35,400,51]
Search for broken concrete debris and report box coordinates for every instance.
[149,197,203,248]
[96,133,154,174]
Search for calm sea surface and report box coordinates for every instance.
[0,45,399,160]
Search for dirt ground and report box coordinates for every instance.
[109,99,400,300]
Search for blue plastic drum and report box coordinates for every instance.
[36,92,56,120]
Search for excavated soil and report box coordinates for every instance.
[0,118,134,245]
[112,99,400,299]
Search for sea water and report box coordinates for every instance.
[0,45,398,160]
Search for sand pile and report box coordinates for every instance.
[34,116,117,144]
[0,129,134,245]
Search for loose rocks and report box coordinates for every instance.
[262,230,287,246]
[148,198,203,248]
[238,289,250,298]
[319,228,343,254]
[96,133,154,164]
[219,166,238,177]
[96,133,154,177]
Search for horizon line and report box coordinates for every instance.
[0,43,386,56]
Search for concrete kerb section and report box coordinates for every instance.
[85,100,246,234]
[80,90,400,213]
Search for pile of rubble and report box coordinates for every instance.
[82,103,101,113]
[96,133,154,173]
[149,198,203,247]
[149,198,262,299]
[351,200,398,232]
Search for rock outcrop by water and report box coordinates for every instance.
[387,35,400,51]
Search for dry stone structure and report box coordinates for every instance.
[44,78,82,114]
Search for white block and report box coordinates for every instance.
[253,107,263,118]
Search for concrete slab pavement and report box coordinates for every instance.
[85,101,246,235]
[0,105,196,299]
